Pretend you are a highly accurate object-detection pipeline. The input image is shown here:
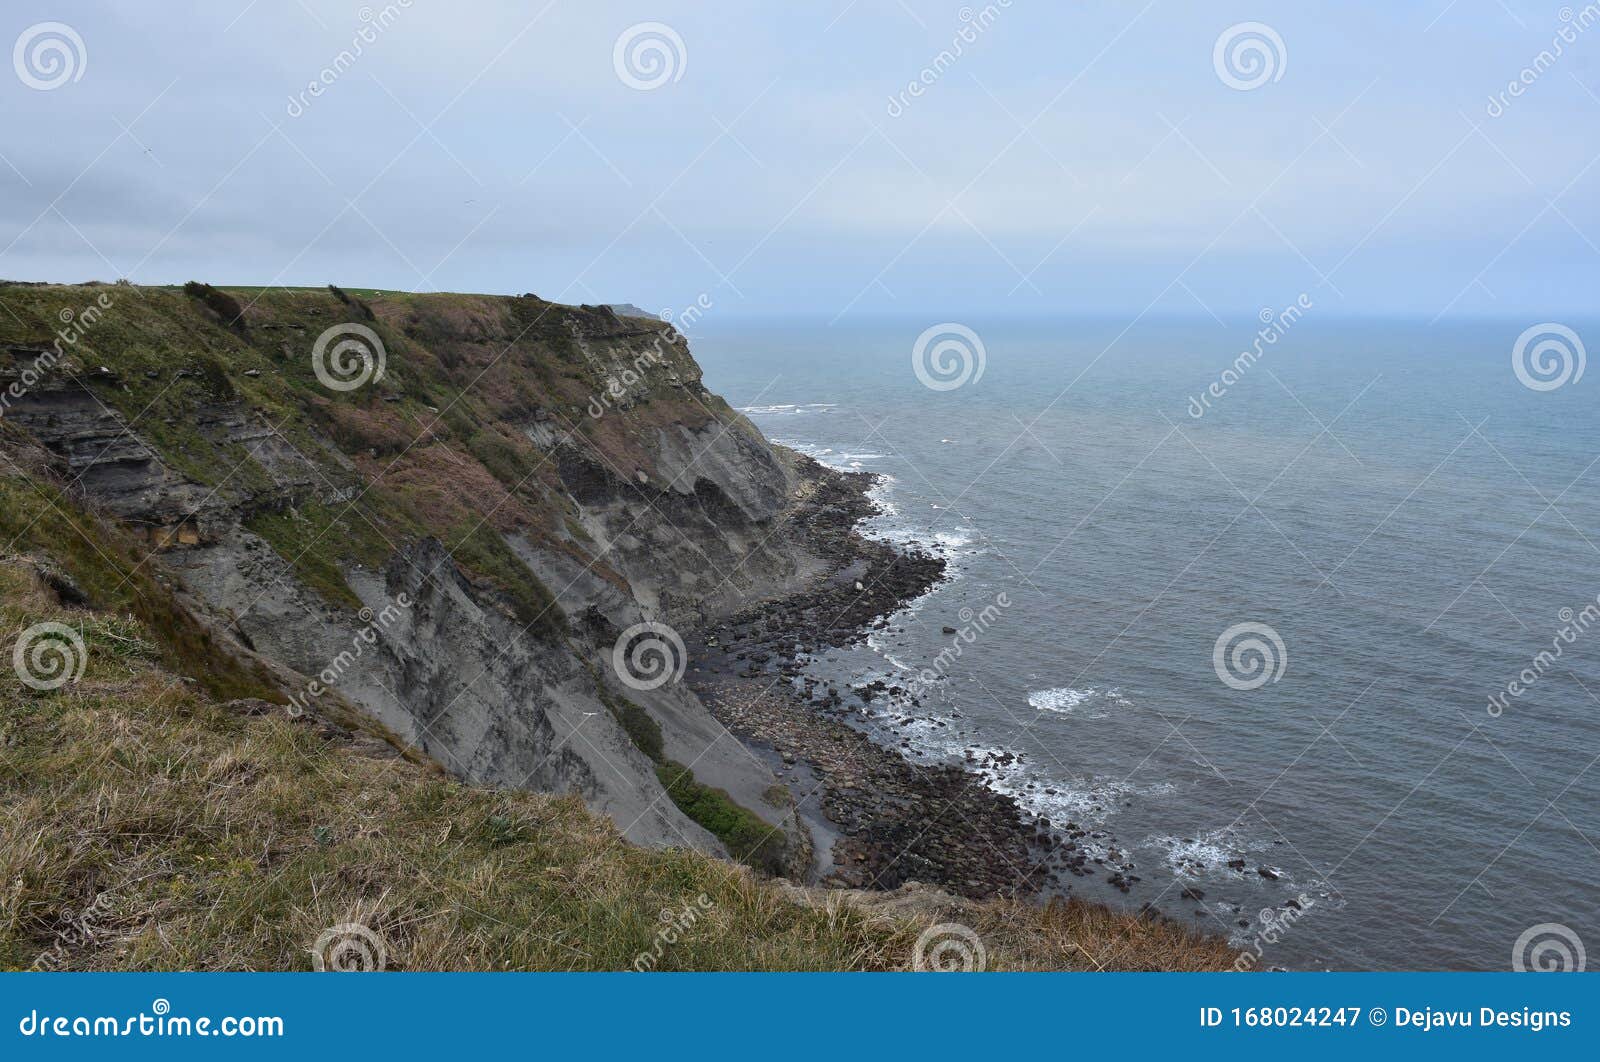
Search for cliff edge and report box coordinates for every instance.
[0,282,830,864]
[0,281,1238,971]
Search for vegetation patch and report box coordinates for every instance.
[182,281,247,332]
[243,500,391,613]
[600,689,665,765]
[0,282,1241,974]
[0,476,279,702]
[655,760,788,877]
[444,522,566,639]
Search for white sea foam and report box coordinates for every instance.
[984,764,1176,841]
[864,474,900,517]
[1147,828,1264,879]
[1028,686,1132,718]
[864,630,919,674]
[876,523,975,555]
[771,439,885,475]
[874,719,1172,833]
[1030,687,1090,713]
[770,439,833,463]
[776,423,1074,841]
[741,402,836,416]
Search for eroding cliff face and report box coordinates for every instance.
[0,286,820,859]
[553,419,810,622]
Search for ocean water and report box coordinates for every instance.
[690,315,1600,971]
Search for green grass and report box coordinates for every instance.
[465,428,535,490]
[242,501,391,613]
[0,641,908,971]
[0,575,915,972]
[594,679,784,874]
[0,475,280,702]
[444,522,567,639]
[656,760,789,877]
[600,688,666,765]
[596,684,785,879]
[0,574,1246,972]
[0,281,1242,974]
[153,285,421,298]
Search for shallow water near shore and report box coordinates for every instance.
[692,315,1600,971]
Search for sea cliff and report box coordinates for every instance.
[0,281,1235,970]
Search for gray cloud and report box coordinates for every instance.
[2,0,1595,317]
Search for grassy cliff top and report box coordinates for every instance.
[0,281,735,619]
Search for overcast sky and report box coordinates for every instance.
[2,1,1597,320]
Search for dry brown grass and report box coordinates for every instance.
[1,569,1238,973]
[0,283,1240,973]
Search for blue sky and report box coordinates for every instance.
[2,1,1597,320]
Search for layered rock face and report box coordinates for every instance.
[0,285,822,858]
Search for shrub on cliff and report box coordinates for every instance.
[182,281,246,332]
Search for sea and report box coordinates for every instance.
[690,314,1600,972]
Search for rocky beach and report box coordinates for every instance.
[687,454,1115,902]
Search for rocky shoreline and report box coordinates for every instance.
[688,456,1091,901]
